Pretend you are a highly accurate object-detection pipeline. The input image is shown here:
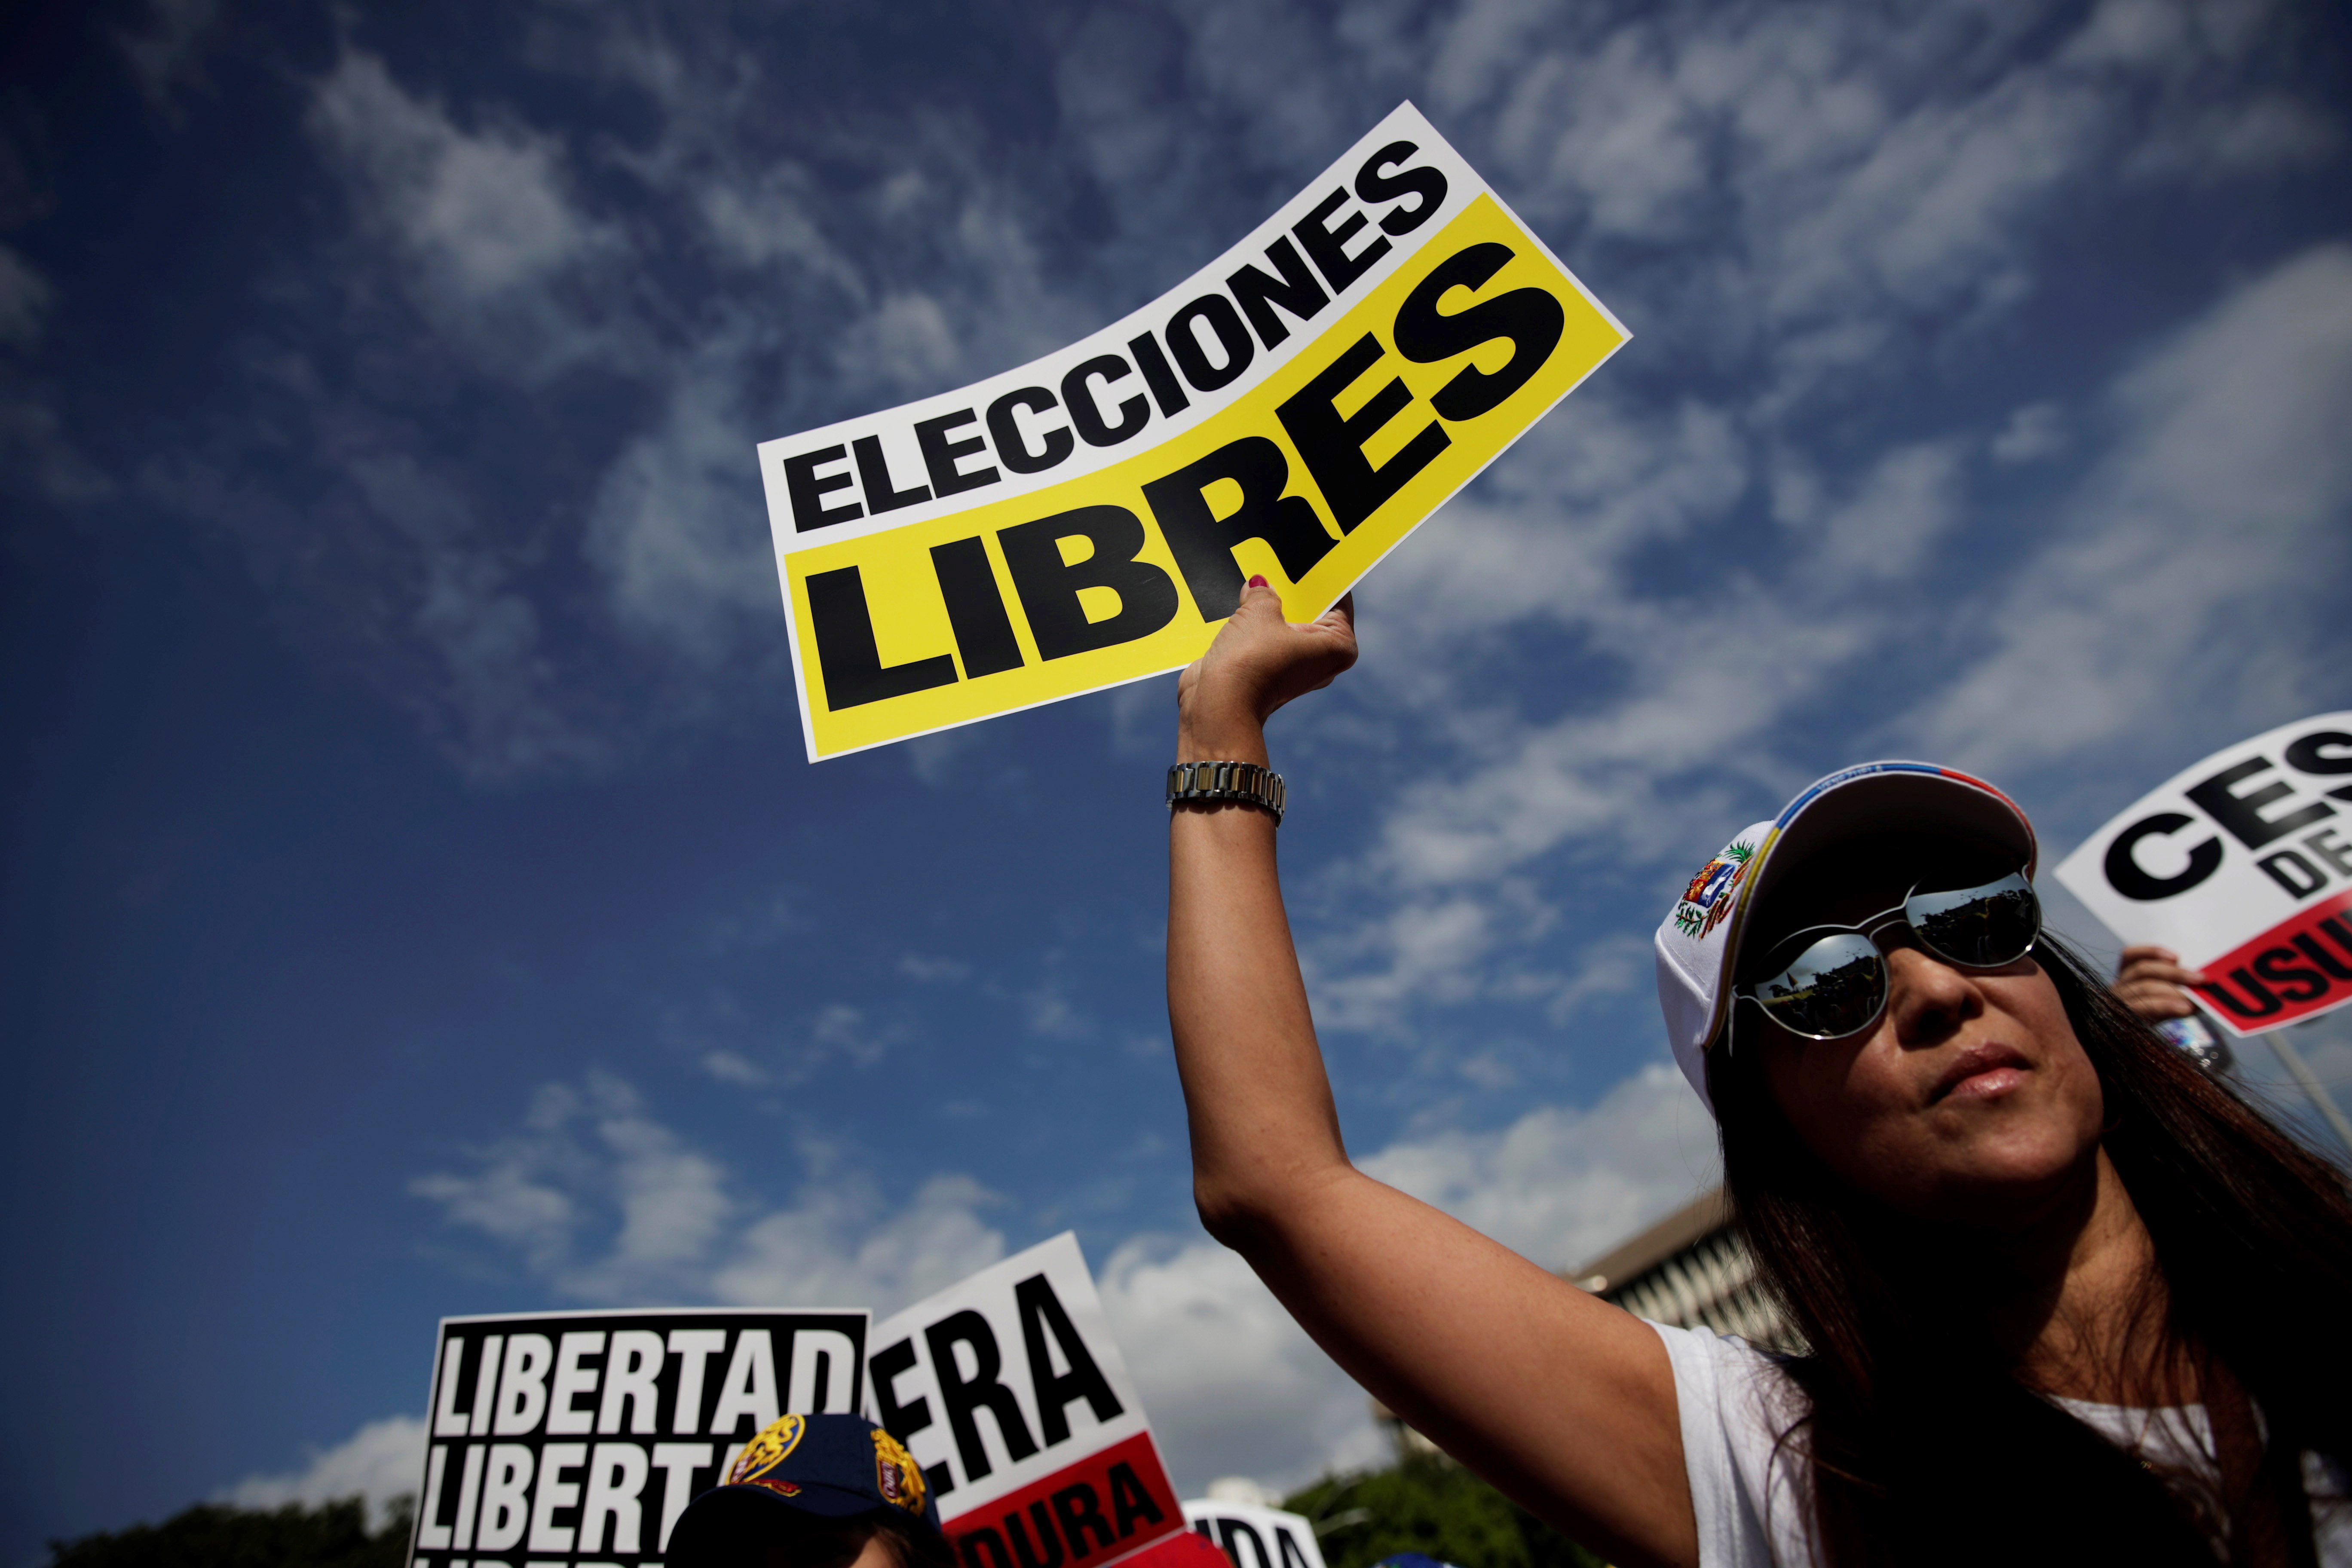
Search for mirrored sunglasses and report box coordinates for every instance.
[1731,872,2041,1043]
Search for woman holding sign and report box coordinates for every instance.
[1164,584,2352,1568]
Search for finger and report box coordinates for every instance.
[2124,959,2208,987]
[2119,977,2196,1009]
[2113,985,2191,1020]
[2119,944,2180,965]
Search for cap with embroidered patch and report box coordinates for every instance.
[1653,761,2037,1114]
[666,1413,945,1565]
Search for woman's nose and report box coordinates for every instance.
[1883,945,1980,1041]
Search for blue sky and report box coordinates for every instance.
[3,0,2350,1559]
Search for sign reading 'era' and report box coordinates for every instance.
[868,1233,1186,1568]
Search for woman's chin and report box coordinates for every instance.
[1859,1122,2101,1225]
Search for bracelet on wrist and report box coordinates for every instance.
[1167,760,1286,826]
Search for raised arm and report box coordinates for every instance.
[1166,583,1697,1568]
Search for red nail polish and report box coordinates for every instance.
[1248,574,1268,588]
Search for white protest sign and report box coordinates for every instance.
[867,1232,1185,1568]
[1182,1501,1329,1568]
[405,1306,867,1568]
[2055,712,2352,1035]
[757,101,1628,760]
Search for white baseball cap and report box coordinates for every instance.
[1653,761,2038,1113]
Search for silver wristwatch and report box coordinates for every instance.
[1167,760,1286,826]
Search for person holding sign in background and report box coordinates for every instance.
[1163,585,2352,1566]
[2114,946,2213,1024]
[667,1413,954,1568]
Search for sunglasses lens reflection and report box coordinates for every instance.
[1906,874,2039,968]
[1755,932,1886,1039]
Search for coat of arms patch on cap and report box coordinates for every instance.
[872,1427,925,1515]
[1671,839,1754,940]
[729,1413,808,1485]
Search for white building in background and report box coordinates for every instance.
[1567,1186,1795,1351]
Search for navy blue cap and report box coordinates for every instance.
[670,1413,944,1559]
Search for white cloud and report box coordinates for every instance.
[714,1173,1008,1315]
[411,1072,731,1300]
[306,49,625,379]
[0,400,107,502]
[0,244,52,345]
[1394,0,2333,418]
[696,163,863,291]
[1992,402,2069,465]
[224,1414,426,1528]
[834,293,962,398]
[1910,243,2352,775]
[1798,441,1968,585]
[708,888,813,952]
[114,0,219,111]
[312,52,599,295]
[586,328,781,659]
[1308,893,1506,1031]
[702,1049,771,1086]
[413,1072,1005,1314]
[1361,1063,1720,1270]
[1099,1237,1390,1497]
[338,450,603,782]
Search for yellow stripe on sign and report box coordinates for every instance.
[788,195,1627,759]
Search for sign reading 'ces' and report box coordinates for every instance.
[756,102,1628,759]
[2056,712,2352,1035]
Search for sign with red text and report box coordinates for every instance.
[1182,1501,1329,1568]
[404,1307,867,1568]
[757,101,1629,759]
[2055,712,2352,1035]
[867,1233,1183,1568]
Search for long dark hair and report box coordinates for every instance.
[1706,932,2352,1566]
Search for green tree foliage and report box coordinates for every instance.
[1285,1455,1605,1568]
[47,1495,414,1568]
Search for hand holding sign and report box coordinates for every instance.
[2111,945,2209,1022]
[1176,583,1357,762]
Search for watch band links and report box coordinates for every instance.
[1167,761,1286,826]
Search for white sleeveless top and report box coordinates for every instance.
[1654,1321,2352,1567]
